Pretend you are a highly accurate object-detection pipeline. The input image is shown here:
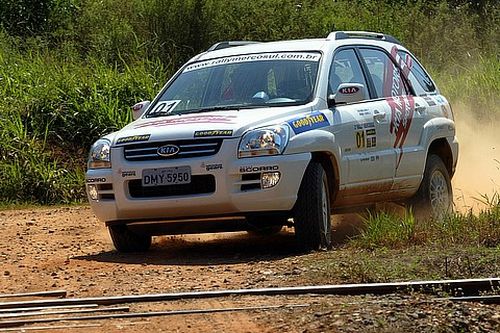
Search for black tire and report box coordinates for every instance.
[293,162,332,251]
[108,225,152,253]
[408,154,453,219]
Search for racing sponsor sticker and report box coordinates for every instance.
[134,115,238,129]
[194,130,233,138]
[423,96,437,107]
[86,177,107,183]
[201,163,223,172]
[148,100,181,116]
[184,52,321,72]
[116,134,151,144]
[434,95,446,104]
[387,95,415,169]
[288,111,330,134]
[355,129,377,149]
[383,45,413,98]
[121,170,136,178]
[239,165,279,173]
[360,155,380,163]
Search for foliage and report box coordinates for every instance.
[352,199,500,249]
[0,0,498,204]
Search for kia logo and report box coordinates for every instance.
[339,86,359,94]
[157,144,180,157]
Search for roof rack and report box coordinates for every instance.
[327,31,402,45]
[207,41,260,52]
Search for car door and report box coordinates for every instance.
[328,48,395,195]
[358,47,425,193]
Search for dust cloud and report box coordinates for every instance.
[452,103,500,212]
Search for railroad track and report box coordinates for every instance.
[0,278,498,330]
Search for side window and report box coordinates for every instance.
[359,48,409,98]
[397,51,436,95]
[329,49,367,95]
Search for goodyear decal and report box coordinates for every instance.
[194,130,233,138]
[116,134,151,144]
[288,112,330,134]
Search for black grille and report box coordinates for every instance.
[241,173,261,191]
[128,175,216,198]
[123,139,223,161]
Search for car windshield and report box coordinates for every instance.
[146,52,321,117]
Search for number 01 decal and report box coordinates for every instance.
[356,131,365,149]
[150,100,181,115]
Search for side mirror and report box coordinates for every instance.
[327,83,368,107]
[131,101,151,120]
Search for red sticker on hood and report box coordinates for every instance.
[134,115,238,129]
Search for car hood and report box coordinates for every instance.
[112,105,313,145]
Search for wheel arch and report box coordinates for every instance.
[427,138,454,178]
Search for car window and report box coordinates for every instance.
[397,51,436,95]
[148,53,321,117]
[359,48,409,98]
[329,49,367,95]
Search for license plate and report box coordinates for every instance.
[142,166,191,187]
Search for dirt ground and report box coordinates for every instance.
[0,206,498,332]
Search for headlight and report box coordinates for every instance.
[88,139,111,169]
[238,125,290,158]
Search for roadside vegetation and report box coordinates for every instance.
[0,0,498,206]
[303,195,500,284]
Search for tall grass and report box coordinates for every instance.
[432,55,500,116]
[352,196,500,249]
[0,34,168,204]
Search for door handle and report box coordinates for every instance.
[373,111,386,122]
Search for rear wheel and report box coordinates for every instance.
[108,225,152,253]
[293,162,332,251]
[409,154,453,219]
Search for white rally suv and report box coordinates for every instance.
[86,31,458,252]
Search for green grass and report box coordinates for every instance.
[303,247,500,284]
[299,198,500,284]
[352,199,500,250]
[432,55,500,116]
[0,40,168,204]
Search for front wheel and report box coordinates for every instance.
[293,162,332,251]
[408,154,453,219]
[108,225,152,253]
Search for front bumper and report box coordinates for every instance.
[86,138,311,223]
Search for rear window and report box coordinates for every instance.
[398,51,436,94]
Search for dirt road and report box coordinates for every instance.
[0,207,498,332]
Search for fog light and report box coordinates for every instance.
[88,184,98,201]
[261,172,281,189]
